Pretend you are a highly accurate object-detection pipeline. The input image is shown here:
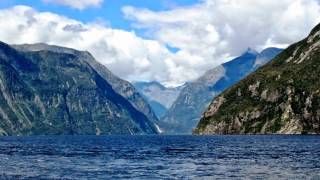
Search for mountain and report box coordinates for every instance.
[194,23,320,135]
[0,42,158,135]
[13,43,159,127]
[134,81,183,118]
[161,47,283,134]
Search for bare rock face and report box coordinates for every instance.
[195,23,320,135]
[0,42,158,135]
[203,96,226,118]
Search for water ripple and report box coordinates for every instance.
[0,135,319,179]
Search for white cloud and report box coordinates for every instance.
[0,1,320,86]
[43,0,103,10]
[123,0,320,80]
[0,6,177,84]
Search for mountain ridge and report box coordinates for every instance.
[194,23,320,135]
[161,47,283,134]
[13,43,160,128]
[0,41,158,135]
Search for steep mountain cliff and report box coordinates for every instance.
[0,42,158,135]
[134,81,183,118]
[195,23,320,135]
[13,43,159,127]
[161,47,282,134]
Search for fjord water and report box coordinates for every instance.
[0,136,319,179]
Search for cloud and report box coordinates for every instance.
[0,1,320,86]
[123,0,320,76]
[0,6,178,85]
[42,0,103,10]
[63,24,88,32]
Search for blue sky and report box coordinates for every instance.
[0,0,199,31]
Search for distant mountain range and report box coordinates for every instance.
[160,47,283,134]
[134,81,184,118]
[195,23,320,135]
[0,42,159,135]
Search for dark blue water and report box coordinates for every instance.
[0,135,320,179]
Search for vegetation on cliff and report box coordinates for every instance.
[195,23,320,135]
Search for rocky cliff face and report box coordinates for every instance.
[13,43,159,128]
[160,48,282,134]
[0,42,158,135]
[195,23,320,135]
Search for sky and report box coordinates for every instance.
[0,0,319,86]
